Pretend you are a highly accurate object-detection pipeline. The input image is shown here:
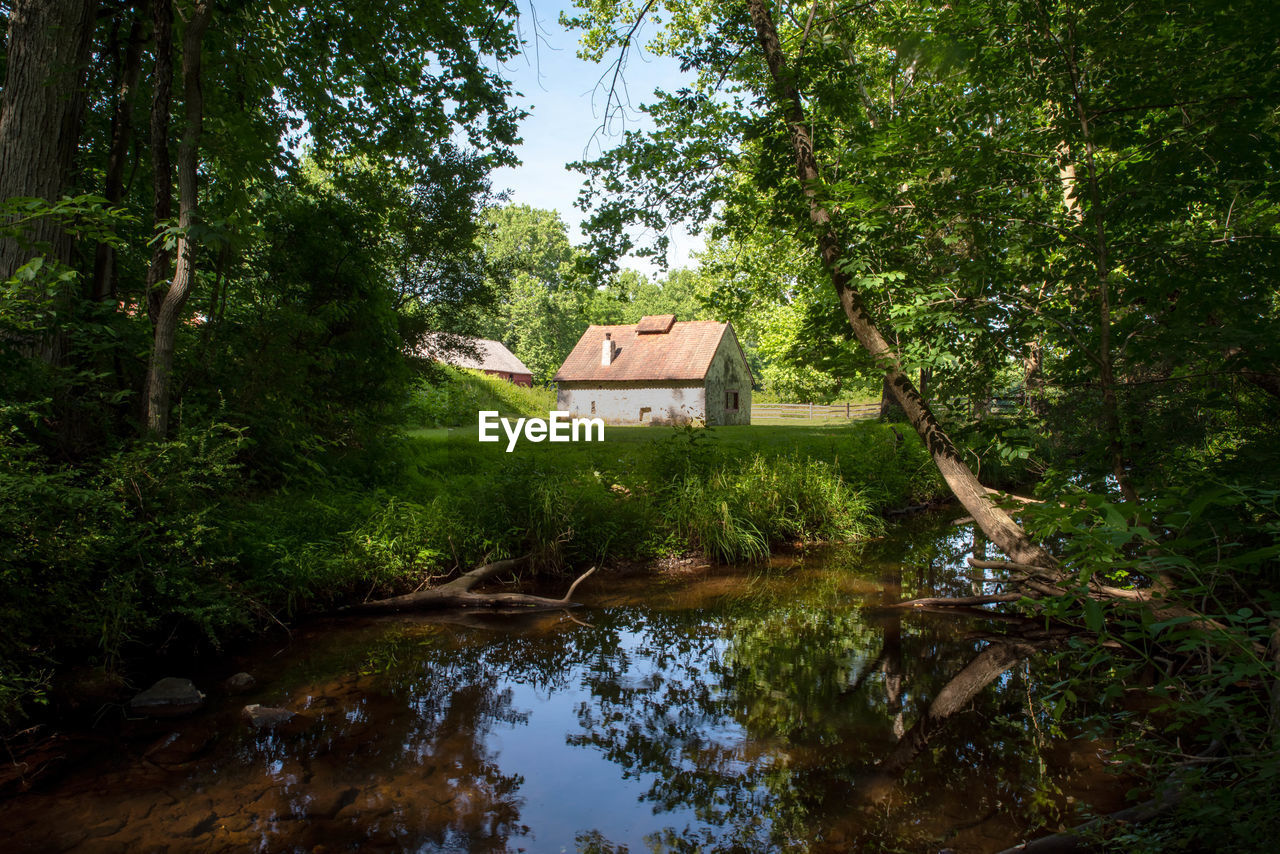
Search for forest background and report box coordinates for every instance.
[1,1,1278,849]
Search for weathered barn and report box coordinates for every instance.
[554,315,752,425]
[420,334,533,387]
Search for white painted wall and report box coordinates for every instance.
[557,382,706,425]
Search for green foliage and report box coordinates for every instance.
[0,416,246,725]
[186,169,419,474]
[1019,482,1280,851]
[660,454,884,563]
[405,366,556,428]
[471,203,729,385]
[561,2,1280,845]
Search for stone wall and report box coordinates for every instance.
[702,326,752,426]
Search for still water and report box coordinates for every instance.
[0,516,1126,853]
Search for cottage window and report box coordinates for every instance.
[725,391,739,411]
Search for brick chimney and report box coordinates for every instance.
[601,332,615,366]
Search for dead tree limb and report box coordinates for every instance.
[995,784,1185,854]
[885,593,1025,609]
[968,558,1257,652]
[342,556,598,614]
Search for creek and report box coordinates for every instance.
[0,514,1128,853]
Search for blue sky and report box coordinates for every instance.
[489,1,704,274]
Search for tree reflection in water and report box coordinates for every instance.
[0,517,1115,853]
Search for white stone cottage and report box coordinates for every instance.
[553,315,752,425]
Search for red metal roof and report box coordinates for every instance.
[554,320,731,383]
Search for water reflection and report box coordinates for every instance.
[0,516,1125,853]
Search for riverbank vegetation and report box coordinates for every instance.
[2,0,1279,849]
[564,0,1280,848]
[0,408,939,727]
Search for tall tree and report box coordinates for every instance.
[90,0,147,302]
[0,0,98,280]
[142,0,211,438]
[740,0,1050,565]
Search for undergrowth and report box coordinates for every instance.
[404,366,555,427]
[0,414,939,728]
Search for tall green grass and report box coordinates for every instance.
[659,454,883,562]
[405,366,555,428]
[0,414,947,726]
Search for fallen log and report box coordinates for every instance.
[884,593,1025,609]
[341,555,597,614]
[967,558,1259,653]
[995,785,1184,854]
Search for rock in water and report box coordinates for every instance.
[223,672,255,694]
[128,678,205,717]
[242,704,295,728]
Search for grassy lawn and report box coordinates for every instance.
[224,374,946,615]
[381,417,945,570]
[402,420,921,476]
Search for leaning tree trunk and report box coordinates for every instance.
[143,0,210,438]
[743,0,1054,568]
[0,0,98,282]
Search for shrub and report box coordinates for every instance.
[405,366,555,428]
[661,454,883,563]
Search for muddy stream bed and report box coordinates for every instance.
[0,515,1131,852]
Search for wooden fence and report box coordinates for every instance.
[751,402,881,421]
[751,397,1023,422]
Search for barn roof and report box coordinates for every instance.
[419,334,531,376]
[555,318,745,383]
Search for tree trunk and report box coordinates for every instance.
[1060,21,1139,505]
[144,0,175,323]
[0,0,98,280]
[743,0,1054,568]
[879,374,903,421]
[1023,336,1046,415]
[877,641,1035,778]
[91,1,147,302]
[143,0,210,438]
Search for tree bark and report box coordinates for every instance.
[1023,336,1046,414]
[879,374,904,420]
[91,1,147,302]
[0,0,98,281]
[144,0,175,323]
[743,0,1054,568]
[143,0,210,438]
[344,555,598,614]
